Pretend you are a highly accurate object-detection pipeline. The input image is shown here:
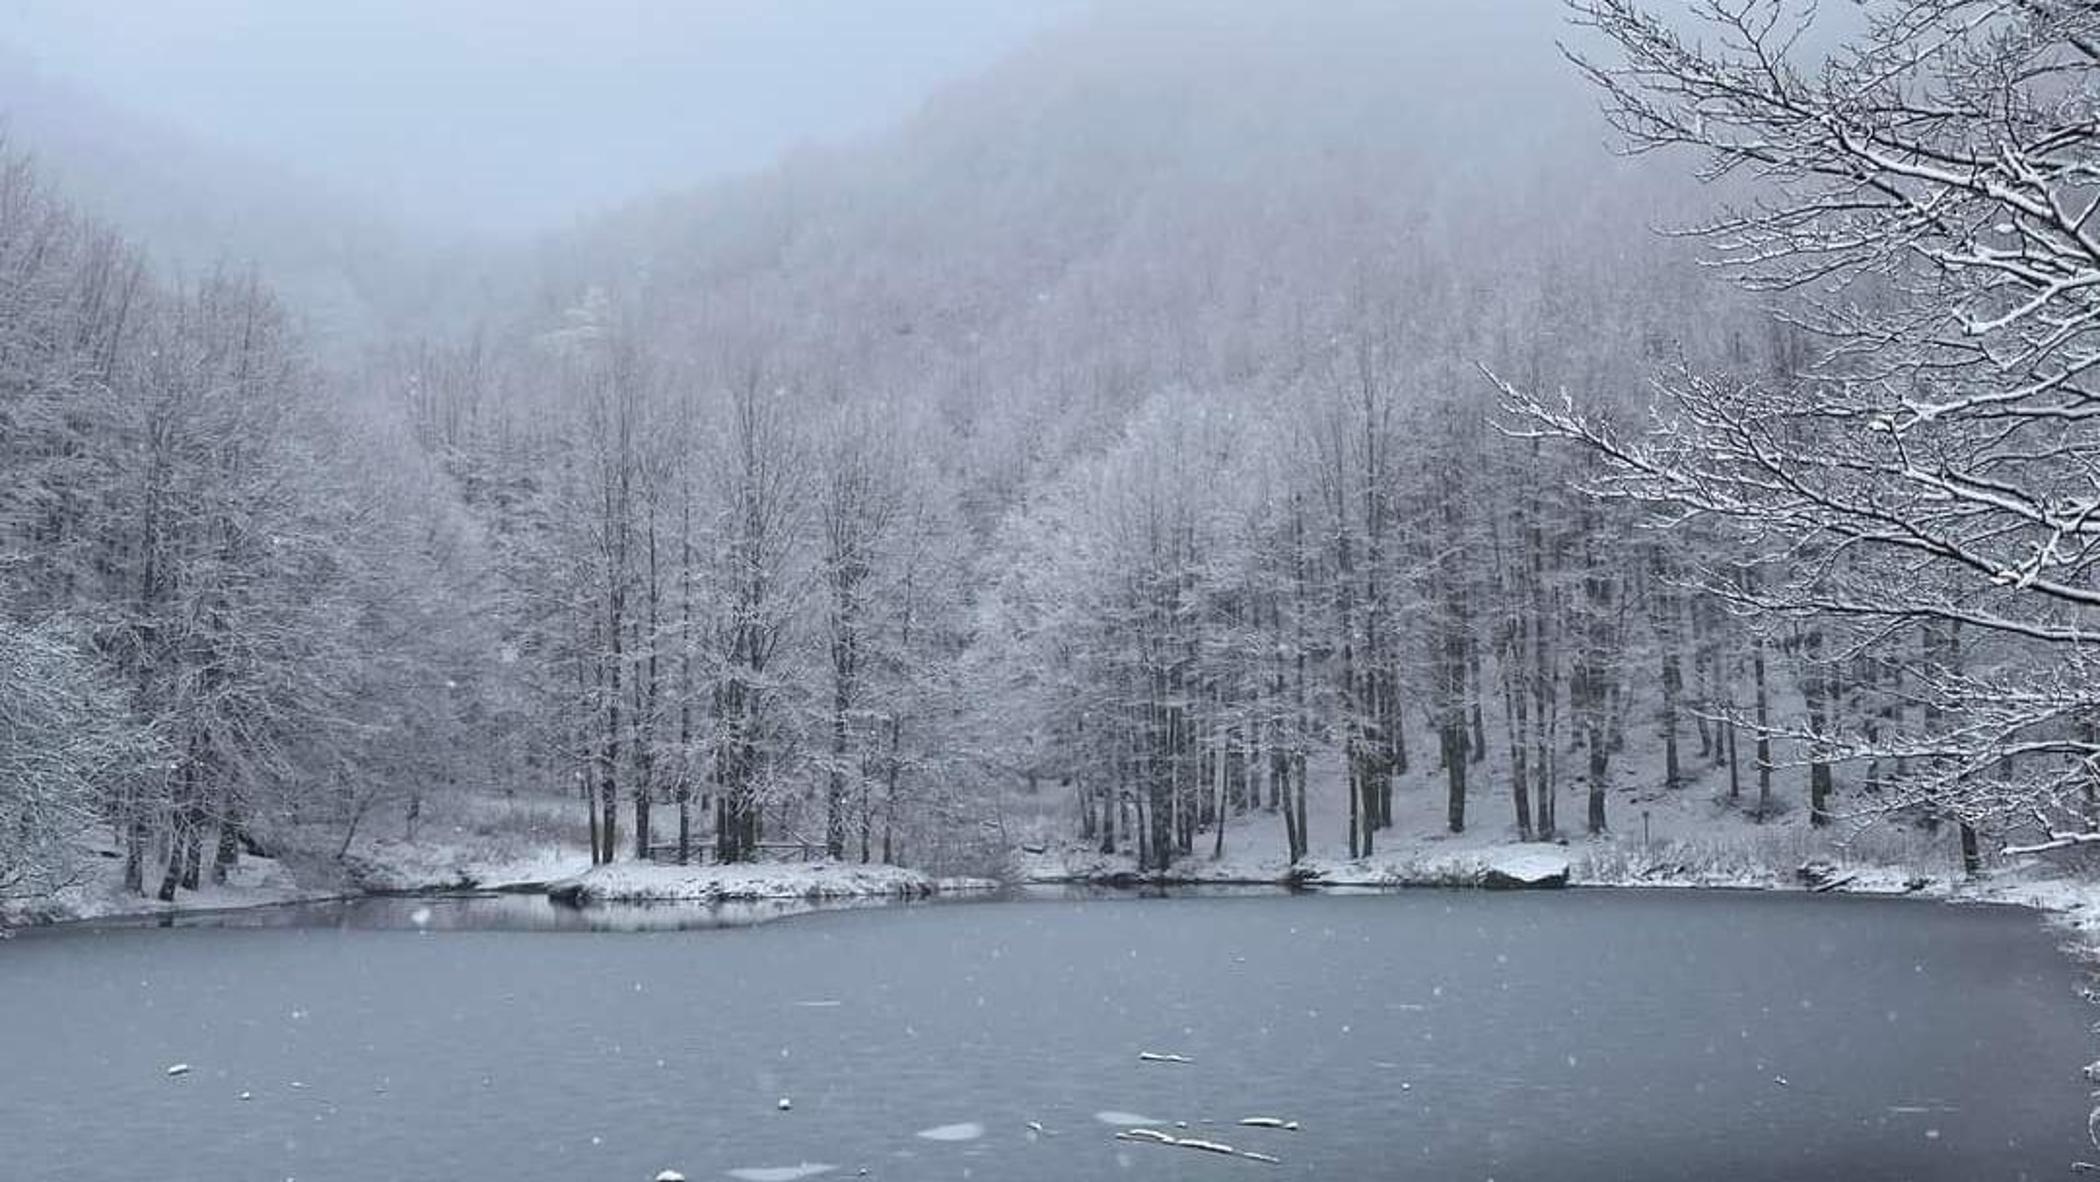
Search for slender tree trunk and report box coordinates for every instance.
[1660,648,1683,789]
[1211,731,1227,860]
[828,684,850,859]
[1753,634,1772,821]
[1803,626,1833,828]
[1102,755,1119,856]
[1586,722,1609,834]
[633,507,661,861]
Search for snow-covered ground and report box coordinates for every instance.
[1,792,600,925]
[1004,740,2100,961]
[19,738,2100,963]
[544,860,999,905]
[14,848,333,925]
[339,835,589,894]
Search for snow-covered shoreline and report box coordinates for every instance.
[2,852,338,927]
[1020,841,1575,890]
[543,861,1001,906]
[14,831,2100,970]
[2,844,1003,927]
[1017,839,2100,963]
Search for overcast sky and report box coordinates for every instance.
[1,0,1082,235]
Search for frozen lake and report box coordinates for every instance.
[1,890,2091,1181]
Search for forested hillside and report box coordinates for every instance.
[376,1,1776,875]
[3,0,2085,914]
[0,147,503,903]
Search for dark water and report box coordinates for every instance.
[0,891,2090,1182]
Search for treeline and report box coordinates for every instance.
[381,292,986,869]
[976,258,2024,871]
[360,0,2033,876]
[0,145,490,903]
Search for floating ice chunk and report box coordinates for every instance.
[1174,1138,1236,1155]
[793,1000,842,1008]
[777,1097,793,1111]
[1237,1117,1299,1131]
[1117,1128,1279,1164]
[727,1165,835,1182]
[1115,1129,1177,1144]
[238,1091,253,1101]
[165,1064,191,1077]
[1094,1111,1162,1126]
[653,1171,687,1182]
[1137,1051,1191,1064]
[915,1122,984,1142]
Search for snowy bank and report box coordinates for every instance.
[1014,822,2100,969]
[339,837,590,894]
[5,850,336,926]
[1300,844,1571,889]
[543,861,995,906]
[1018,842,1571,890]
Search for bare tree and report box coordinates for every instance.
[1504,0,2100,853]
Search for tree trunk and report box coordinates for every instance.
[210,806,241,886]
[1803,626,1833,828]
[1753,634,1772,821]
[1586,725,1609,834]
[1443,720,1467,834]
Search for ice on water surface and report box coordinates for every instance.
[727,1165,835,1182]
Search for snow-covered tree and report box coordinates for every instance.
[1507,0,2100,855]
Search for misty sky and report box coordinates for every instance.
[2,0,1082,235]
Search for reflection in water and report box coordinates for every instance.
[1008,881,1293,902]
[96,890,940,933]
[73,882,1282,936]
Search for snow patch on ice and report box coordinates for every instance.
[914,1122,984,1142]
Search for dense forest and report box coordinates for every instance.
[5,0,2097,908]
